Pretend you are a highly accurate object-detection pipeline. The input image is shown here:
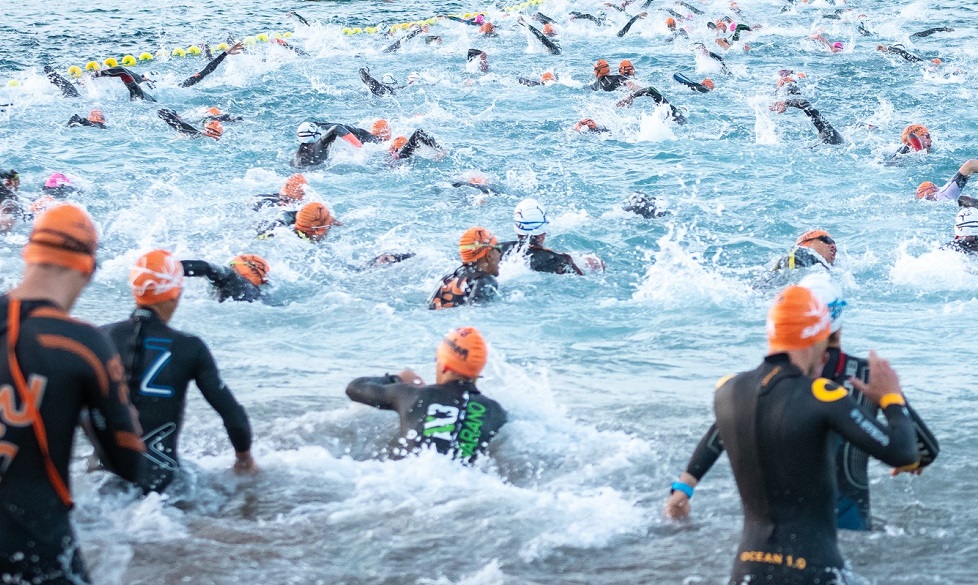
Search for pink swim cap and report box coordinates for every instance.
[832,41,844,50]
[44,173,70,188]
[475,14,485,24]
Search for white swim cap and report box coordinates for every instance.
[296,122,321,144]
[955,207,978,237]
[798,272,846,333]
[381,73,396,85]
[514,198,548,236]
[407,72,421,84]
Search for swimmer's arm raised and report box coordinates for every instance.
[346,376,419,411]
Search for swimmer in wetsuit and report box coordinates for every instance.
[942,206,978,255]
[916,159,978,201]
[518,71,558,87]
[252,174,309,210]
[158,109,224,140]
[590,59,629,91]
[429,227,501,310]
[178,41,243,87]
[345,327,506,463]
[773,229,836,271]
[0,170,21,232]
[770,99,844,145]
[876,44,924,63]
[94,66,156,101]
[389,129,445,160]
[67,109,106,129]
[616,11,647,37]
[518,17,561,53]
[694,43,730,74]
[910,27,953,39]
[180,254,270,302]
[292,121,364,167]
[500,199,584,275]
[1,204,145,584]
[359,68,398,96]
[100,250,255,494]
[43,65,81,98]
[623,192,669,218]
[890,124,932,159]
[687,286,919,584]
[674,73,715,93]
[573,118,610,133]
[666,273,939,531]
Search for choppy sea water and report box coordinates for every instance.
[2,0,977,582]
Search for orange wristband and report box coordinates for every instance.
[879,393,906,408]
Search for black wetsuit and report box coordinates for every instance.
[674,73,711,93]
[677,1,704,14]
[772,246,830,271]
[359,68,396,96]
[683,348,938,531]
[384,26,425,53]
[100,309,252,494]
[716,354,919,584]
[0,297,144,584]
[292,125,355,167]
[158,109,205,138]
[617,13,644,37]
[181,260,263,302]
[43,66,80,98]
[910,27,953,39]
[524,22,561,54]
[730,23,752,41]
[591,75,629,91]
[288,11,310,26]
[346,377,506,463]
[696,46,730,74]
[179,51,232,87]
[624,193,667,218]
[392,129,442,160]
[518,77,548,87]
[95,66,155,101]
[621,87,686,123]
[500,239,583,275]
[428,265,498,310]
[312,121,379,144]
[941,237,978,255]
[879,45,923,63]
[67,115,106,129]
[569,11,606,25]
[784,99,844,145]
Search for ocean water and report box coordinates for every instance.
[2,0,977,582]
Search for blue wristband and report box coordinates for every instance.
[671,482,694,498]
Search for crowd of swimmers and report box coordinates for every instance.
[0,1,967,583]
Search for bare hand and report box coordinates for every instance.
[849,350,903,405]
[233,451,259,474]
[664,490,691,520]
[770,101,786,113]
[397,369,425,385]
[890,464,923,477]
[226,41,244,55]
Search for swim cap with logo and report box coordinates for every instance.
[297,121,321,144]
[280,174,308,201]
[203,119,223,139]
[206,106,222,117]
[514,198,548,236]
[436,326,488,379]
[371,119,392,140]
[459,227,499,263]
[295,201,333,240]
[916,181,939,200]
[593,59,610,77]
[130,249,184,305]
[767,285,831,353]
[23,203,98,275]
[955,207,978,237]
[88,109,105,124]
[619,59,635,76]
[230,254,270,285]
[797,272,845,333]
[901,124,929,150]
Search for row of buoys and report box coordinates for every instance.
[342,0,547,36]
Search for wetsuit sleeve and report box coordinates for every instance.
[731,24,751,41]
[384,26,424,53]
[345,376,419,411]
[518,77,544,87]
[526,23,561,54]
[192,339,252,452]
[179,52,228,87]
[589,79,601,91]
[816,384,919,468]
[683,421,725,481]
[785,99,844,145]
[84,347,146,482]
[67,115,93,127]
[97,66,154,101]
[359,68,393,96]
[617,14,643,38]
[910,27,952,39]
[469,275,499,303]
[678,1,704,14]
[158,109,202,137]
[289,11,310,26]
[44,66,80,98]
[881,46,922,63]
[399,129,442,159]
[181,260,262,302]
[933,173,968,201]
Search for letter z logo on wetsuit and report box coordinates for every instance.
[139,338,174,397]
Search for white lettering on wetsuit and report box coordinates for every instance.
[849,408,890,447]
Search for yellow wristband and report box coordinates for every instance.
[879,393,906,409]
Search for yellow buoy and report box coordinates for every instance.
[351,27,363,34]
[243,36,256,46]
[256,33,269,42]
[186,45,201,56]
[85,61,101,71]
[67,65,83,78]
[463,12,474,18]
[342,27,352,34]
[104,57,119,67]
[121,55,137,66]
[139,52,154,61]
[7,80,19,87]
[172,47,186,57]
[283,32,293,38]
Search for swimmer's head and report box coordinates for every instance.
[666,17,676,29]
[955,207,978,238]
[902,124,931,151]
[796,229,836,265]
[701,78,715,90]
[206,106,222,117]
[715,20,728,32]
[371,119,392,141]
[230,254,270,286]
[541,71,557,84]
[203,120,223,140]
[475,14,486,24]
[798,272,846,334]
[618,59,635,76]
[88,109,105,125]
[573,118,599,132]
[407,71,421,84]
[459,226,500,266]
[44,173,71,190]
[479,22,495,35]
[381,73,396,85]
[766,285,831,355]
[832,41,844,51]
[129,249,184,306]
[295,201,334,241]
[931,58,942,66]
[916,181,939,200]
[436,326,488,381]
[296,121,321,144]
[543,23,556,36]
[280,174,308,201]
[513,198,548,236]
[593,59,610,78]
[23,203,98,276]
[390,136,408,153]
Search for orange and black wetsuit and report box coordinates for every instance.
[346,376,507,463]
[715,354,919,584]
[0,297,144,584]
[500,238,583,275]
[101,309,252,494]
[428,265,498,309]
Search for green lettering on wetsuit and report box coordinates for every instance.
[458,401,487,458]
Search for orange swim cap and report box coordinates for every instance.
[436,326,488,379]
[280,174,308,201]
[230,254,270,286]
[777,76,796,87]
[88,109,105,124]
[390,136,408,152]
[543,23,556,36]
[22,203,98,275]
[916,181,939,200]
[541,71,556,83]
[931,58,942,65]
[767,285,831,353]
[371,119,391,141]
[479,22,495,35]
[701,78,715,90]
[796,229,833,247]
[901,124,929,146]
[665,17,676,28]
[618,59,635,76]
[593,59,610,78]
[206,106,222,117]
[295,201,333,240]
[203,119,223,139]
[129,249,184,305]
[458,226,498,263]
